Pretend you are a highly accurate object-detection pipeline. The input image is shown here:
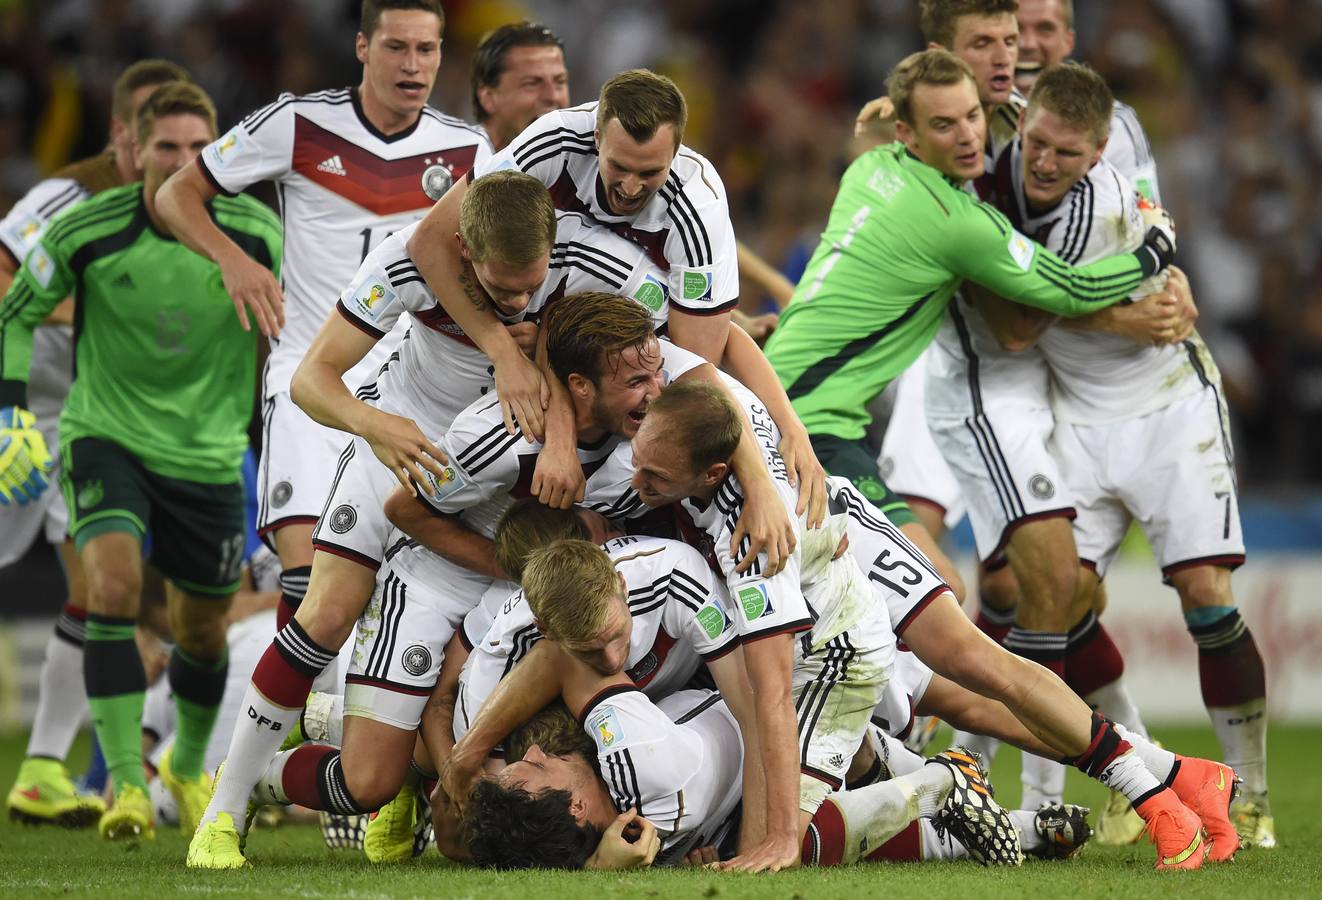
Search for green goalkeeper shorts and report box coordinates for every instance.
[808,432,918,528]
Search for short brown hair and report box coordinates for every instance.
[112,59,191,125]
[522,539,619,643]
[460,170,556,268]
[493,498,591,582]
[135,82,217,145]
[544,291,656,387]
[646,381,742,474]
[596,69,687,151]
[1027,61,1113,146]
[887,49,978,127]
[920,0,1019,47]
[360,0,444,39]
[471,22,565,123]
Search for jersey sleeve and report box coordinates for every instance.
[0,232,77,399]
[945,199,1148,317]
[664,155,739,317]
[0,178,87,269]
[197,94,297,196]
[476,107,586,186]
[581,443,652,520]
[414,406,522,514]
[336,243,411,340]
[658,337,708,383]
[582,687,702,836]
[1105,104,1161,204]
[660,544,740,659]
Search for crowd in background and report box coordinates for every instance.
[3,0,1321,486]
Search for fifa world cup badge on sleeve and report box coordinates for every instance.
[1007,230,1035,273]
[26,244,56,289]
[587,707,625,750]
[348,277,399,324]
[207,128,244,170]
[423,462,467,503]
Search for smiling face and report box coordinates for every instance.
[1016,0,1076,70]
[1020,105,1104,210]
[357,9,443,124]
[595,119,676,216]
[943,12,1019,107]
[629,415,711,508]
[895,77,987,182]
[576,336,665,439]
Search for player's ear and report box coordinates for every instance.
[355,31,369,65]
[701,462,728,488]
[456,233,472,261]
[1090,135,1109,168]
[566,372,593,403]
[568,794,589,824]
[893,118,915,150]
[532,615,548,636]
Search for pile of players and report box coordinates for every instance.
[0,0,1273,874]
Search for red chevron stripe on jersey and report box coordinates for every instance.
[292,115,477,215]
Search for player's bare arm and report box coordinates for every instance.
[720,632,801,872]
[965,282,1059,352]
[735,241,794,310]
[156,160,283,336]
[382,487,504,580]
[418,632,469,774]
[405,176,548,439]
[1065,266,1196,346]
[706,647,768,854]
[529,327,585,509]
[723,325,828,527]
[291,311,449,492]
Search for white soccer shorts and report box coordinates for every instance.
[878,355,966,529]
[310,433,399,570]
[1051,386,1245,579]
[344,550,492,730]
[928,402,1074,564]
[256,391,357,548]
[871,649,935,743]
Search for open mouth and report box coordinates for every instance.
[612,190,645,213]
[627,408,647,426]
[397,80,427,96]
[956,151,981,168]
[989,74,1012,94]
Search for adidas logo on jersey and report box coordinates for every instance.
[317,155,347,176]
[112,272,135,290]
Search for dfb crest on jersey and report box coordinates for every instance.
[270,480,293,509]
[328,504,357,534]
[421,164,453,201]
[401,644,432,676]
[1029,474,1055,500]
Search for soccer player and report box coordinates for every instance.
[156,0,489,648]
[469,21,570,153]
[1007,63,1270,851]
[0,82,283,841]
[3,58,190,829]
[405,68,825,547]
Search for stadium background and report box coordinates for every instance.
[1,0,1320,728]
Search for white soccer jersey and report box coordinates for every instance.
[454,536,735,741]
[477,103,738,321]
[1103,101,1161,204]
[1010,146,1208,423]
[337,207,673,436]
[414,339,705,538]
[583,688,744,866]
[198,87,491,397]
[0,177,87,267]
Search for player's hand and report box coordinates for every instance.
[778,428,827,529]
[1138,197,1176,247]
[719,831,801,872]
[438,755,482,818]
[362,409,450,496]
[219,249,284,337]
[854,95,895,136]
[1165,266,1198,343]
[493,349,548,442]
[731,473,794,576]
[732,310,779,345]
[682,844,721,867]
[531,437,585,510]
[1106,291,1182,346]
[586,809,660,870]
[505,321,540,357]
[0,406,53,506]
[1136,199,1176,276]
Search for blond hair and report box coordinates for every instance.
[646,381,742,474]
[597,69,686,150]
[460,170,556,267]
[1027,61,1113,146]
[522,539,619,643]
[493,498,591,582]
[887,49,978,127]
[134,82,217,145]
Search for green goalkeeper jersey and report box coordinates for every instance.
[764,142,1154,440]
[0,183,282,483]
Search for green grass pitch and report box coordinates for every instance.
[1,725,1318,898]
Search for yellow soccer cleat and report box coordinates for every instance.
[1231,795,1277,850]
[99,783,156,841]
[6,758,105,828]
[187,812,249,869]
[1094,788,1146,846]
[158,743,213,835]
[364,781,419,863]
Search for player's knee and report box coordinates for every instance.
[978,563,1019,612]
[342,762,404,810]
[1173,570,1232,613]
[87,565,142,615]
[295,589,366,648]
[171,611,227,658]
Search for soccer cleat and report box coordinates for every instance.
[6,758,105,828]
[364,781,419,863]
[1094,788,1145,845]
[1169,756,1241,862]
[1230,794,1277,850]
[1134,789,1206,871]
[412,783,434,857]
[98,783,155,841]
[157,743,213,834]
[926,746,1022,866]
[320,812,367,850]
[187,812,249,869]
[1026,803,1092,860]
